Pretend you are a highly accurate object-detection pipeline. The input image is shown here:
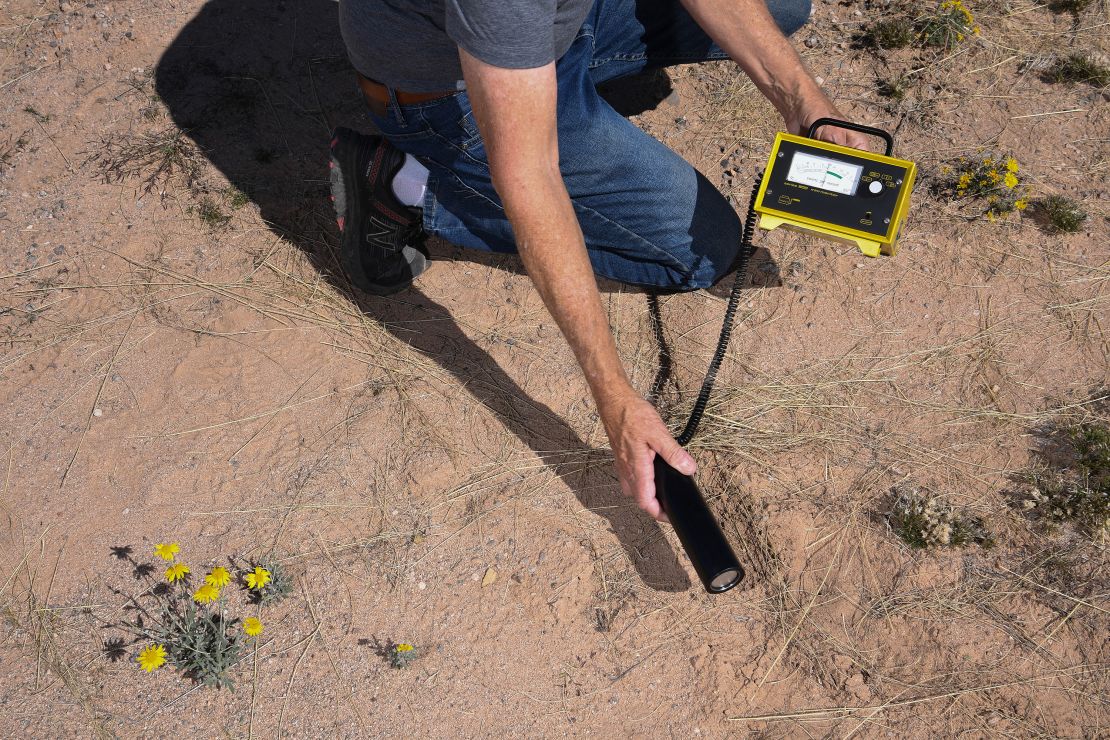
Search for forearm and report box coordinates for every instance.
[680,0,822,119]
[497,165,634,412]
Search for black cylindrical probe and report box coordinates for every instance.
[654,457,744,593]
[650,178,761,594]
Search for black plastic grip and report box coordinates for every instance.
[806,117,894,156]
[654,457,744,594]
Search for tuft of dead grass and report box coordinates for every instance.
[84,126,204,199]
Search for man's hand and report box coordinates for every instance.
[781,88,872,151]
[599,391,697,521]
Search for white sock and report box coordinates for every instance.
[391,154,429,207]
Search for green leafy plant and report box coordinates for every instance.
[106,543,275,689]
[389,642,419,669]
[247,556,294,605]
[156,598,242,688]
[1015,473,1109,543]
[194,196,230,228]
[226,186,250,210]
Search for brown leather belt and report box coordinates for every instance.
[358,74,457,117]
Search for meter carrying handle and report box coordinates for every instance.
[806,117,894,156]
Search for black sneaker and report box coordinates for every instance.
[328,127,428,295]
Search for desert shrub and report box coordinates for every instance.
[939,153,1028,221]
[1011,419,1110,543]
[1032,195,1088,233]
[107,543,277,689]
[888,486,995,549]
[860,1,980,52]
[919,0,981,49]
[1045,53,1110,87]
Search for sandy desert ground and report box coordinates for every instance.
[1,0,1108,737]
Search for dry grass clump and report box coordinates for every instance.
[1,133,29,173]
[1045,53,1110,87]
[877,74,912,103]
[863,19,916,50]
[887,485,995,549]
[85,126,204,198]
[1031,195,1088,234]
[1047,0,1099,12]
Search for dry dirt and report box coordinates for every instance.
[1,0,1108,737]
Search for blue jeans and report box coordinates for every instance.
[366,0,812,290]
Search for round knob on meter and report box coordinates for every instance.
[868,180,883,194]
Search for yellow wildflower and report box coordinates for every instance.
[164,563,190,582]
[245,567,271,590]
[957,173,972,190]
[988,170,1001,183]
[1015,199,1028,210]
[193,583,221,604]
[153,543,180,561]
[986,211,997,222]
[205,567,231,588]
[396,643,415,653]
[1005,157,1018,173]
[137,644,167,673]
[243,617,264,636]
[1004,172,1018,189]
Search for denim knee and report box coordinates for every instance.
[684,225,743,289]
[678,182,744,291]
[768,0,813,37]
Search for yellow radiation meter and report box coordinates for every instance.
[753,118,917,257]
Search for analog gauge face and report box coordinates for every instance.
[785,151,863,196]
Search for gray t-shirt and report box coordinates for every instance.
[339,0,593,92]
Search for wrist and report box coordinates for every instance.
[593,380,640,420]
[776,79,831,133]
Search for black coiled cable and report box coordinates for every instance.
[674,177,762,447]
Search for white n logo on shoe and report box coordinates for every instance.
[365,216,399,252]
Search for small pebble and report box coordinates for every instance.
[92,408,102,417]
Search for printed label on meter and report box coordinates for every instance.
[785,151,863,196]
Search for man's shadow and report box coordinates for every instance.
[155,0,692,591]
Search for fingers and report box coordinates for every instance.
[631,444,663,520]
[817,129,869,152]
[652,430,696,476]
